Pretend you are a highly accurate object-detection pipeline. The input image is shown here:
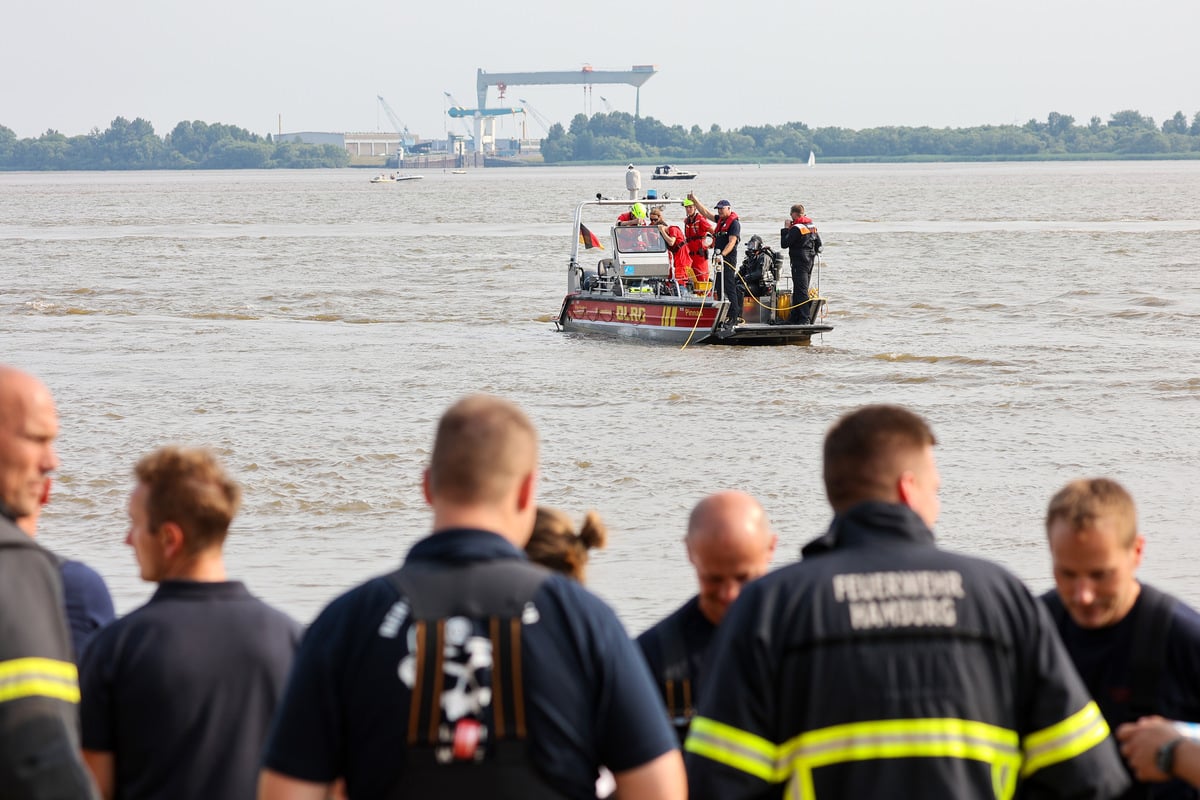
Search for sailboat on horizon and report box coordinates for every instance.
[808,150,816,168]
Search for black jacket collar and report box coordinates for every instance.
[801,501,935,558]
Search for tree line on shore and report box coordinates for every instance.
[0,118,349,170]
[541,108,1200,163]
[5,107,1200,170]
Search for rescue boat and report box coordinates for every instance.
[556,198,832,346]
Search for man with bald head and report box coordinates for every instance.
[637,491,777,741]
[0,365,98,797]
[262,394,684,800]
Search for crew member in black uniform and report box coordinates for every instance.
[781,203,822,324]
[690,194,743,329]
[261,394,684,800]
[637,491,776,742]
[685,404,1132,800]
[0,365,98,798]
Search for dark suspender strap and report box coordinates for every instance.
[490,616,507,739]
[427,619,447,743]
[407,620,427,745]
[659,615,693,720]
[510,617,527,738]
[489,615,527,740]
[1129,584,1176,717]
[387,560,547,746]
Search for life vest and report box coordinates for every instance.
[684,213,712,257]
[665,225,689,282]
[385,559,567,800]
[710,211,739,248]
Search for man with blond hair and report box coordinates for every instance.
[261,394,684,800]
[1043,478,1200,799]
[638,491,776,741]
[0,365,98,797]
[686,404,1129,799]
[79,446,301,800]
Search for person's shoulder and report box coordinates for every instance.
[237,588,303,635]
[60,559,110,591]
[535,574,637,645]
[637,596,699,646]
[536,571,611,615]
[307,574,399,634]
[0,518,55,564]
[1161,589,1200,642]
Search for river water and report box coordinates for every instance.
[3,162,1199,630]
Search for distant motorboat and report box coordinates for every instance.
[650,164,698,181]
[370,173,423,183]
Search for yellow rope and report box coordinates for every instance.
[680,281,711,350]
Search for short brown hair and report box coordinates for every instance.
[526,507,607,582]
[823,405,937,511]
[428,394,537,505]
[790,204,806,217]
[1045,478,1138,547]
[134,446,241,553]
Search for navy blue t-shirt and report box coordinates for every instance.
[80,580,301,800]
[1046,584,1200,800]
[263,529,677,799]
[60,559,114,661]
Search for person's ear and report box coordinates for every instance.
[421,469,433,507]
[158,521,186,561]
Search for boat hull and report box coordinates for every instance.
[650,174,697,180]
[559,293,829,346]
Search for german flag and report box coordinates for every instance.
[579,223,604,250]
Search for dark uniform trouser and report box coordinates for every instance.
[790,254,814,324]
[719,257,743,324]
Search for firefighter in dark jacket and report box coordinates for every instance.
[0,365,99,798]
[685,404,1131,800]
[781,203,822,325]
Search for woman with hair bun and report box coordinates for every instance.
[526,507,608,583]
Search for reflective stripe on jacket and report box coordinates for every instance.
[683,501,1131,800]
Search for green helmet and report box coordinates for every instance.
[632,202,646,219]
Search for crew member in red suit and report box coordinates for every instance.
[650,206,690,289]
[682,198,713,284]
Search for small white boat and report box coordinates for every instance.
[650,164,698,181]
[808,151,816,168]
[370,173,423,183]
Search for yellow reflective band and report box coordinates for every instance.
[779,718,1022,800]
[0,657,81,704]
[686,715,785,782]
[1021,701,1109,778]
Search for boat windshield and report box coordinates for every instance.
[614,226,667,253]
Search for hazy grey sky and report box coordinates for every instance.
[3,0,1196,141]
